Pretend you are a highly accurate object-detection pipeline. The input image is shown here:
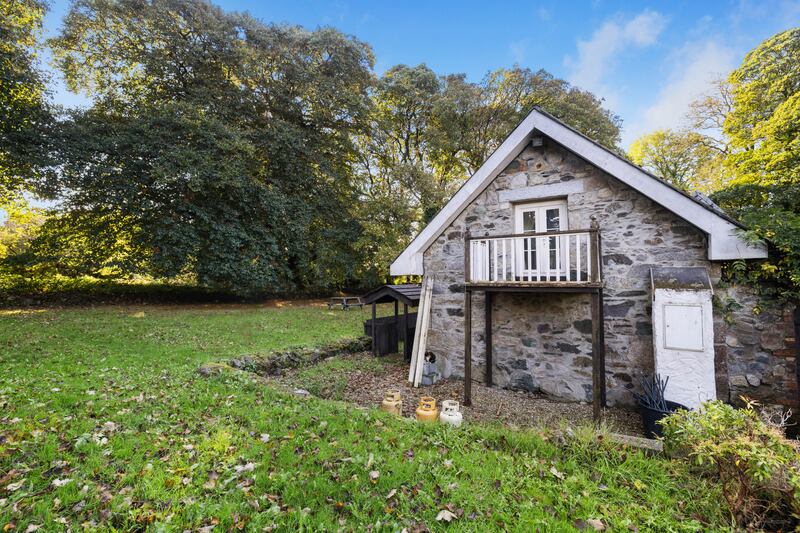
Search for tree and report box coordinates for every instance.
[0,0,51,201]
[712,184,800,303]
[687,77,734,155]
[0,196,45,259]
[724,27,800,186]
[712,27,800,304]
[628,129,722,192]
[41,0,374,295]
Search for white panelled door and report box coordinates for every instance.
[514,200,567,280]
[652,288,716,409]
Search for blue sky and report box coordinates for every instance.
[42,0,800,148]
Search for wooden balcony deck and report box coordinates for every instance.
[465,228,602,293]
[461,225,607,420]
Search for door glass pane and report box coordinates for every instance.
[546,208,561,232]
[549,236,557,270]
[524,237,537,270]
[522,211,536,233]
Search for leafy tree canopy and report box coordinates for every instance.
[0,0,52,201]
[725,27,800,186]
[713,27,800,304]
[6,0,622,294]
[628,129,722,192]
[42,0,374,295]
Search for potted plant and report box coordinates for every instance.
[633,374,686,438]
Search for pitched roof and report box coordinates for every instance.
[360,284,421,306]
[390,107,767,276]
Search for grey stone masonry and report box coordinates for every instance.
[422,140,797,409]
[715,286,797,411]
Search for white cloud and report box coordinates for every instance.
[623,40,736,146]
[565,10,668,107]
[509,39,529,64]
[536,7,552,21]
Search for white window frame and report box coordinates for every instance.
[513,200,568,279]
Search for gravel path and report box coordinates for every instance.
[275,352,644,436]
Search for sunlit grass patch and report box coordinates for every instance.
[0,303,730,530]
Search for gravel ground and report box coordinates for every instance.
[273,352,644,436]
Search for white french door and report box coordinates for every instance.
[514,201,568,279]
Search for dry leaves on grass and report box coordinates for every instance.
[574,518,606,530]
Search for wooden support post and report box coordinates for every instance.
[594,219,606,407]
[464,289,472,406]
[394,300,399,354]
[403,303,409,360]
[591,291,603,421]
[371,302,377,357]
[599,289,606,407]
[485,291,493,387]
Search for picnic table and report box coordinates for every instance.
[327,296,364,310]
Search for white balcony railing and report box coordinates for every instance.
[466,229,601,284]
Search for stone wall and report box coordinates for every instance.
[716,286,798,411]
[422,140,798,409]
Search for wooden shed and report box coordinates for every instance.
[360,284,421,358]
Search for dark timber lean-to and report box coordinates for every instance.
[360,284,421,359]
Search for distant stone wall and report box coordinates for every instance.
[422,140,799,410]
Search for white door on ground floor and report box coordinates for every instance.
[652,288,716,409]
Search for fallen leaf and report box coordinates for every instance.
[51,479,72,488]
[369,470,380,483]
[259,434,270,443]
[549,466,564,480]
[234,463,256,474]
[5,480,24,492]
[587,518,606,531]
[436,509,458,522]
[385,489,397,500]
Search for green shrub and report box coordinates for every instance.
[661,400,800,529]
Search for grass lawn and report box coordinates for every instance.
[0,303,730,530]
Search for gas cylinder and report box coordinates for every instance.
[439,399,463,427]
[415,396,439,423]
[380,390,402,416]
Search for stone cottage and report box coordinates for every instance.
[391,107,798,416]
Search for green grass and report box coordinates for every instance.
[0,304,731,530]
[290,356,393,401]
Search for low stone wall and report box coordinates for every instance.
[717,286,798,411]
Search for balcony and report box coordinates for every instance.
[465,228,602,291]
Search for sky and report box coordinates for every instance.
[40,0,800,148]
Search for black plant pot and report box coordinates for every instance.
[639,400,686,439]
